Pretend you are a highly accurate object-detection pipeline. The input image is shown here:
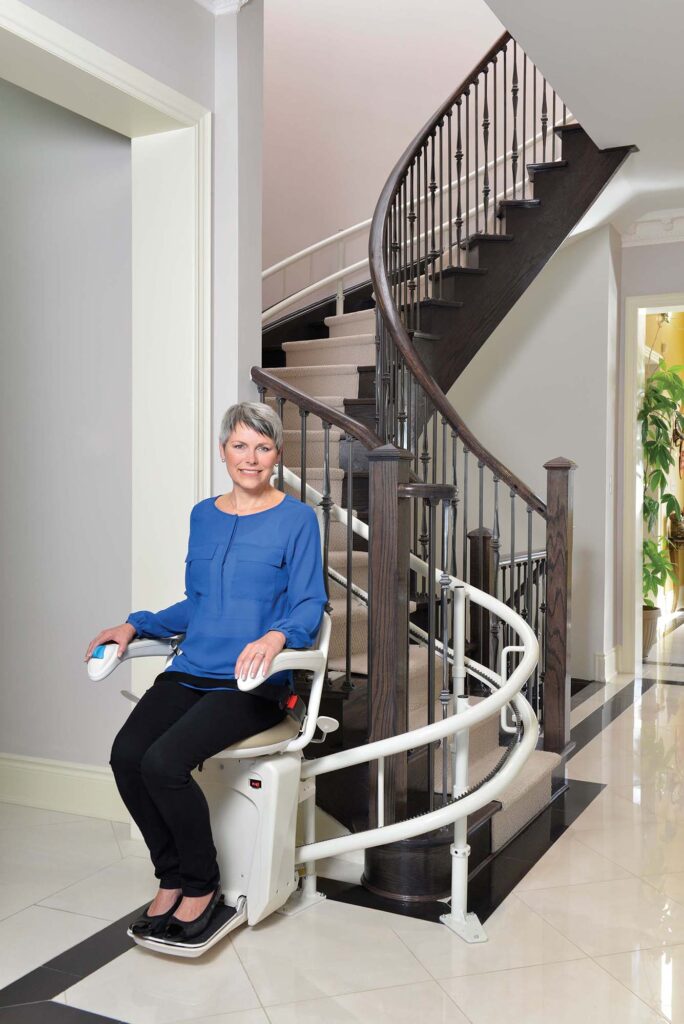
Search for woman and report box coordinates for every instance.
[85,402,327,944]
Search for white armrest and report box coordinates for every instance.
[87,635,183,681]
[237,648,326,691]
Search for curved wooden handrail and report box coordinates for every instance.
[251,366,385,450]
[368,31,548,520]
[398,483,458,501]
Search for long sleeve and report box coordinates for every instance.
[268,508,327,649]
[126,600,190,639]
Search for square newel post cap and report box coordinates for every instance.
[543,457,577,471]
[367,444,414,462]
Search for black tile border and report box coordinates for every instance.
[570,680,603,710]
[0,675,655,1011]
[646,676,684,686]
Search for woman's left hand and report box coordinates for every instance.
[235,630,286,681]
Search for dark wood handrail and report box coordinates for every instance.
[251,365,385,451]
[398,483,458,501]
[368,32,548,521]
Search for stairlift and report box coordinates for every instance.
[87,613,334,957]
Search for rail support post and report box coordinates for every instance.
[440,584,487,942]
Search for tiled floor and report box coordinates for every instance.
[2,637,684,1022]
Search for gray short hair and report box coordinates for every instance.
[219,401,283,452]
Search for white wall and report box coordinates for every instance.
[18,0,214,108]
[263,0,504,292]
[447,227,620,680]
[0,78,132,765]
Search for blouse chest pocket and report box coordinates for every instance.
[185,543,218,599]
[229,543,285,601]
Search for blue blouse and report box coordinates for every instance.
[126,494,327,690]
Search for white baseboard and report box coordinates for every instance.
[594,647,618,684]
[0,753,128,822]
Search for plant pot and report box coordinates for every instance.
[643,606,661,659]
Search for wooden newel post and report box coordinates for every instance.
[468,527,493,667]
[367,444,412,826]
[543,457,576,756]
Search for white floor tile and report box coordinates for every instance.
[568,787,657,831]
[596,944,684,1022]
[513,833,632,891]
[231,898,430,1006]
[39,856,156,921]
[440,957,665,1023]
[111,819,149,859]
[644,873,684,906]
[169,1012,268,1024]
[0,802,90,830]
[265,980,470,1024]
[0,880,56,922]
[393,895,584,979]
[64,942,260,1024]
[573,822,684,877]
[0,905,105,988]
[518,876,684,957]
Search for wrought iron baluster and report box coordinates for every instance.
[416,149,422,321]
[521,53,527,200]
[478,460,484,661]
[429,131,438,293]
[509,489,516,612]
[427,496,437,812]
[419,402,430,575]
[474,78,479,234]
[408,162,416,331]
[300,408,309,502]
[511,41,519,198]
[490,475,501,671]
[552,92,557,159]
[492,56,498,234]
[533,63,537,168]
[399,180,406,330]
[541,77,548,163]
[482,68,490,232]
[503,43,508,201]
[455,98,463,265]
[451,429,459,579]
[432,409,438,485]
[438,118,444,297]
[343,434,354,691]
[375,307,383,438]
[447,109,453,267]
[462,447,469,583]
[320,421,332,603]
[256,384,266,405]
[465,89,470,245]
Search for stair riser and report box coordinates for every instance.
[343,400,376,431]
[436,271,489,306]
[271,367,360,400]
[326,311,376,338]
[329,608,368,658]
[498,205,542,239]
[285,338,376,368]
[464,238,515,271]
[357,367,375,399]
[282,435,342,469]
[414,303,461,336]
[556,127,599,165]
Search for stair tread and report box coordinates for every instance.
[271,364,359,375]
[497,198,541,219]
[282,334,375,349]
[324,309,376,328]
[433,266,488,279]
[460,232,514,251]
[527,159,569,172]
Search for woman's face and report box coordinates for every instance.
[220,422,280,491]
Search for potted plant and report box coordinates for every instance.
[639,359,684,655]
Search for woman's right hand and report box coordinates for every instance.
[85,623,137,662]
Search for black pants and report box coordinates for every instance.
[110,672,286,896]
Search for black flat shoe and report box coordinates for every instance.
[130,893,183,938]
[162,887,223,943]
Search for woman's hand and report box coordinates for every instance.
[85,623,137,662]
[235,630,286,681]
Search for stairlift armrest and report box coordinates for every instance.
[237,649,327,691]
[87,636,183,681]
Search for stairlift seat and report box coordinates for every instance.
[222,714,299,752]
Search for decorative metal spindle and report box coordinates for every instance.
[398,356,408,448]
[540,555,547,718]
[533,554,541,715]
[408,163,416,330]
[438,118,444,297]
[427,496,437,812]
[509,489,516,610]
[465,89,470,245]
[320,421,332,603]
[521,54,527,200]
[432,410,438,484]
[533,65,537,167]
[478,460,484,661]
[257,384,265,405]
[451,429,459,578]
[490,475,501,670]
[492,56,498,234]
[416,150,422,319]
[440,498,452,805]
[447,109,453,267]
[300,408,309,502]
[440,417,447,567]
[526,507,533,624]
[503,44,508,201]
[552,93,557,160]
[462,448,469,582]
[482,68,490,231]
[511,41,519,198]
[474,79,479,234]
[423,144,429,298]
[375,308,383,437]
[419,402,430,570]
[429,131,438,294]
[455,99,463,265]
[562,102,567,125]
[276,397,285,491]
[399,180,406,330]
[541,78,548,163]
[343,434,354,691]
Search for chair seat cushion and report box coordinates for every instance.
[223,715,300,752]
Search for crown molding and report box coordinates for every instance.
[621,208,684,248]
[192,0,251,13]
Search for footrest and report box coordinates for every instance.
[132,896,248,958]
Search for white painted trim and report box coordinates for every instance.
[194,0,250,12]
[0,754,128,822]
[619,293,684,676]
[594,647,617,684]
[621,209,684,249]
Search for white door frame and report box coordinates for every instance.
[0,0,212,697]
[619,292,684,673]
